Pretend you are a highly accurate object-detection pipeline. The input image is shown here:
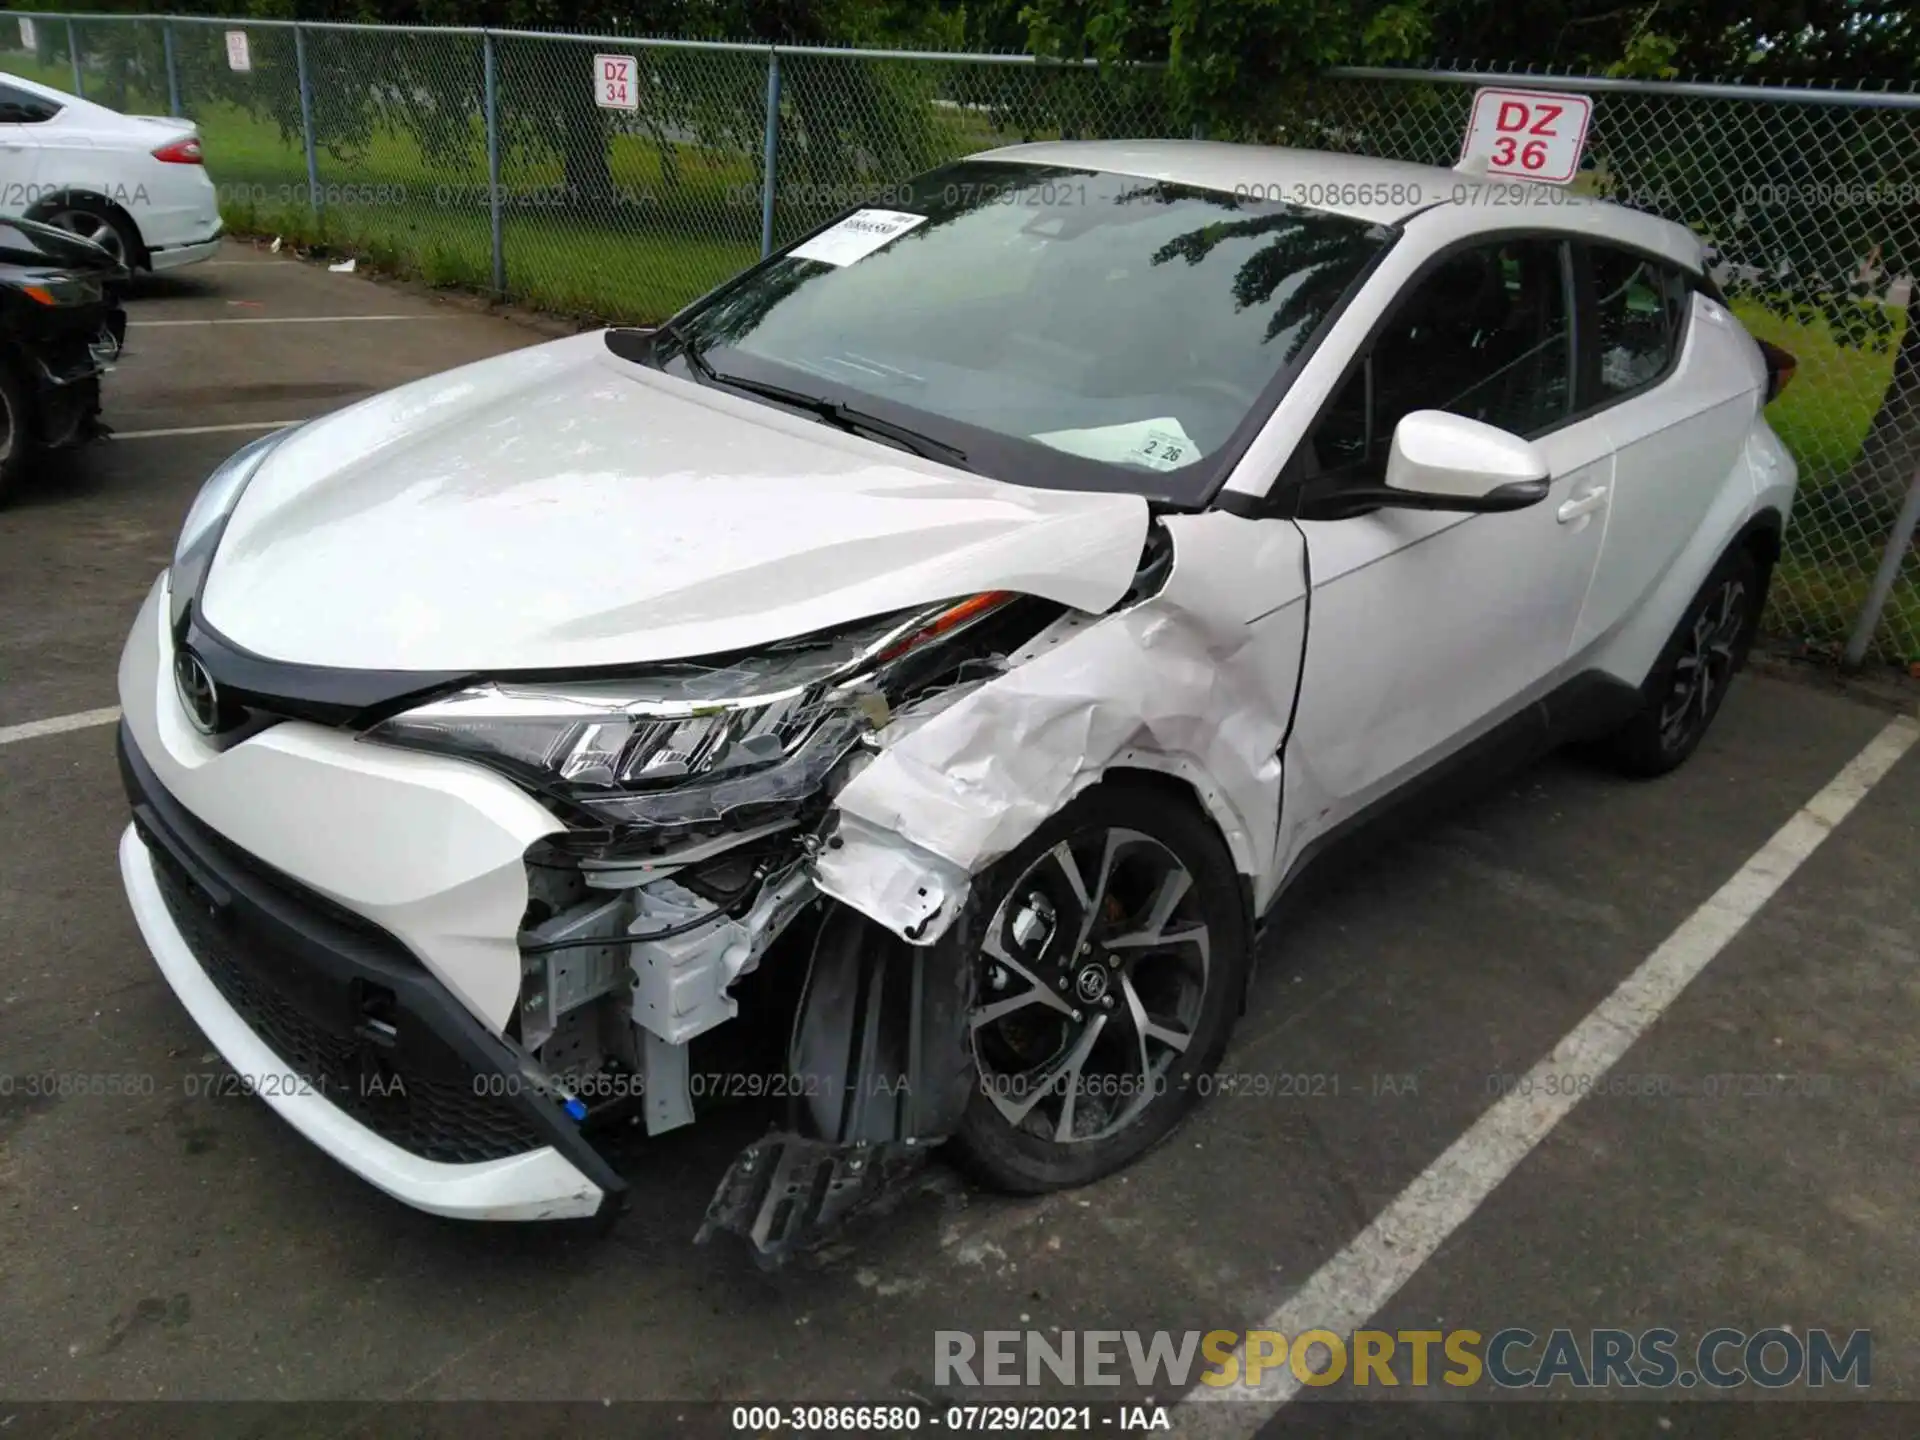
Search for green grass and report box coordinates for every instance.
[1730,301,1902,480]
[1772,551,1920,664]
[195,91,765,321]
[4,52,764,319]
[1729,300,1918,661]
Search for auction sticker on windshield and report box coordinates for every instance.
[790,209,929,267]
[1033,417,1200,472]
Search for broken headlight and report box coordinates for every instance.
[359,595,1016,841]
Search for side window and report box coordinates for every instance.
[1587,246,1687,399]
[0,84,62,125]
[1310,237,1572,477]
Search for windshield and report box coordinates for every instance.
[655,161,1394,505]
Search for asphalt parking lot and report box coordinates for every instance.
[2,241,1918,1435]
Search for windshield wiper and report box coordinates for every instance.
[722,373,972,470]
[656,321,970,471]
[656,317,720,385]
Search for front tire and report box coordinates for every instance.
[0,360,31,507]
[1597,545,1764,777]
[948,781,1251,1194]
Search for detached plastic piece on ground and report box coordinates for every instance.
[328,257,356,273]
[698,904,972,1264]
[697,1134,922,1266]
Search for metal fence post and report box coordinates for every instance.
[66,18,81,97]
[759,48,781,259]
[294,25,321,222]
[1844,468,1920,667]
[163,20,181,118]
[484,32,504,295]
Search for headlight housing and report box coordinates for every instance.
[361,593,1018,846]
[168,428,293,632]
[21,273,103,307]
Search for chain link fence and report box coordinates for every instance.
[0,15,1177,317]
[1293,68,1920,666]
[0,15,1912,662]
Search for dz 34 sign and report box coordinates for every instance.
[595,53,638,111]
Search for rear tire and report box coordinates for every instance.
[1595,545,1764,778]
[39,198,143,270]
[947,780,1251,1194]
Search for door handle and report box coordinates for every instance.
[1557,486,1609,524]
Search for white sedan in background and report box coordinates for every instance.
[0,71,219,270]
[115,142,1797,1255]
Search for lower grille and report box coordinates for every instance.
[149,842,544,1166]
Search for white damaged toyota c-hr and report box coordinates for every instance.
[116,141,1797,1254]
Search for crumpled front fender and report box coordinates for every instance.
[811,511,1309,944]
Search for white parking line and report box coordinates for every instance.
[129,315,454,328]
[0,706,122,747]
[1188,711,1920,1426]
[111,421,305,441]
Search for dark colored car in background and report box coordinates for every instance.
[0,215,126,503]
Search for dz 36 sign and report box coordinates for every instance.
[1459,87,1593,184]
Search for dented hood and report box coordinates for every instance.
[200,332,1150,671]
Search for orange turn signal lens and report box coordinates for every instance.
[876,591,1015,663]
[21,284,56,306]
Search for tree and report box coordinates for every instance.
[1021,0,1434,135]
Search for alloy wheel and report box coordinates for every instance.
[1658,576,1748,752]
[48,210,126,265]
[969,827,1210,1146]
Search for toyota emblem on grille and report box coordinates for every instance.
[174,649,222,735]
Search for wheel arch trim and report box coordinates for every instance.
[1739,505,1785,567]
[1099,753,1261,882]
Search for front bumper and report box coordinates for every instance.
[116,573,623,1220]
[118,727,623,1220]
[118,574,559,1034]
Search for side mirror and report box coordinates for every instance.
[1380,410,1550,512]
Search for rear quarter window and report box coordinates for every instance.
[1587,245,1691,400]
[0,83,62,124]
